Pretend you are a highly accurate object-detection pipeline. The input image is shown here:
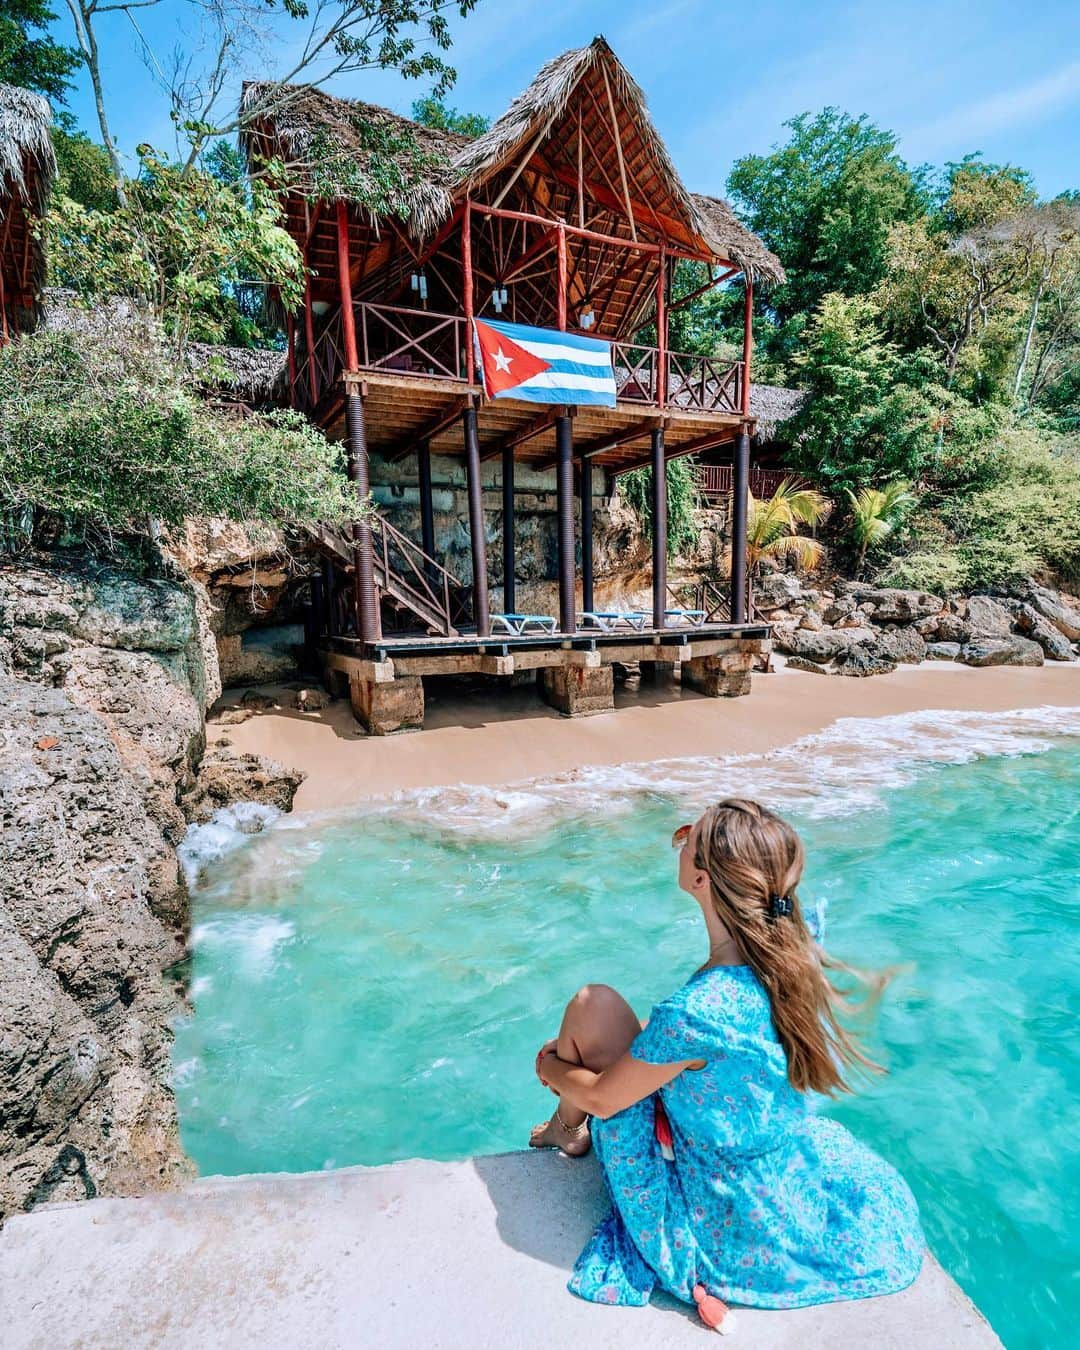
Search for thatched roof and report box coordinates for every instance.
[41,289,287,404]
[749,383,805,440]
[0,83,55,207]
[241,82,464,233]
[243,37,783,284]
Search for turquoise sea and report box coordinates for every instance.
[174,707,1079,1350]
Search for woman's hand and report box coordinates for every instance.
[535,1039,559,1091]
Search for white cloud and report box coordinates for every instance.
[909,59,1080,150]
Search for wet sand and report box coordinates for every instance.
[208,658,1080,812]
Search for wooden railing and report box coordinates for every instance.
[697,465,793,503]
[292,302,746,418]
[374,514,473,636]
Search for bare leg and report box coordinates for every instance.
[529,984,642,1156]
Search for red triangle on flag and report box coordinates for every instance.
[474,320,552,397]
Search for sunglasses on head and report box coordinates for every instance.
[671,823,694,850]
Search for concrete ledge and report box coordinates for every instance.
[0,1150,1000,1350]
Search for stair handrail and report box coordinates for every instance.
[371,514,473,634]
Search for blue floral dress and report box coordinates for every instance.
[569,965,925,1309]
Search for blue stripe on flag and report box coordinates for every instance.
[479,317,610,355]
[503,385,616,407]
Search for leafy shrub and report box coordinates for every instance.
[0,328,355,541]
[619,456,700,557]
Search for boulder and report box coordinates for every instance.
[1027,586,1080,642]
[181,747,305,824]
[753,573,803,612]
[295,687,331,712]
[798,611,825,632]
[823,595,858,624]
[833,647,897,677]
[774,625,876,663]
[872,626,928,665]
[239,689,277,710]
[1008,602,1076,662]
[785,655,830,675]
[926,641,962,660]
[835,583,943,623]
[960,637,1044,668]
[217,624,302,688]
[915,612,971,644]
[961,595,1014,639]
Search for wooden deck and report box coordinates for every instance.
[317,370,745,472]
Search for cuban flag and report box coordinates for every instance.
[473,318,617,407]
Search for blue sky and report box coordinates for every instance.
[56,0,1080,198]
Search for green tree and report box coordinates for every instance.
[742,480,828,587]
[0,0,80,103]
[786,293,939,492]
[45,147,305,347]
[727,109,924,359]
[410,95,489,138]
[0,326,355,541]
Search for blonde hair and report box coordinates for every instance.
[692,797,888,1096]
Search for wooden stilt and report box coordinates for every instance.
[579,452,594,615]
[556,412,575,632]
[742,276,754,416]
[730,428,750,623]
[463,201,475,385]
[651,427,667,629]
[337,200,359,372]
[463,405,491,636]
[502,443,516,615]
[345,389,382,643]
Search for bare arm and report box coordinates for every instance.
[538,1048,702,1120]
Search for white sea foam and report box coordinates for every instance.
[333,704,1080,838]
[178,801,282,888]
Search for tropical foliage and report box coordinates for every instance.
[742,480,829,579]
[0,328,355,541]
[844,481,915,576]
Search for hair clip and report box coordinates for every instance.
[768,894,794,920]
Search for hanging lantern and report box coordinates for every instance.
[578,299,595,330]
[410,272,429,303]
[491,284,509,313]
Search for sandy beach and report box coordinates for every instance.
[209,659,1080,811]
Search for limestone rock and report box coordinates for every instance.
[960,636,1044,668]
[835,583,943,623]
[872,626,928,665]
[798,611,825,631]
[1027,585,1080,641]
[915,612,970,644]
[777,625,876,663]
[217,624,302,688]
[833,648,897,677]
[1009,600,1077,660]
[926,641,962,660]
[295,687,330,712]
[0,678,190,1218]
[239,689,278,710]
[961,595,1014,639]
[823,595,858,624]
[785,655,829,675]
[753,573,803,612]
[181,747,305,824]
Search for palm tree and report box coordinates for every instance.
[845,481,916,577]
[726,478,830,612]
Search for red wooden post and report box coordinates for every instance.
[742,274,754,416]
[462,199,475,384]
[656,244,667,407]
[303,270,317,404]
[286,314,297,407]
[556,222,568,331]
[336,200,359,372]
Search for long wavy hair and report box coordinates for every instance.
[692,797,888,1096]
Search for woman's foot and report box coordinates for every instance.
[529,1110,591,1156]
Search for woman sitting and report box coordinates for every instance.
[530,797,925,1315]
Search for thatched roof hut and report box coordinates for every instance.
[242,35,784,314]
[0,82,55,339]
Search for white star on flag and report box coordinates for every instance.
[493,347,514,373]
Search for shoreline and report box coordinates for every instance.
[209,659,1080,811]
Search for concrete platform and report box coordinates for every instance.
[0,1150,1001,1350]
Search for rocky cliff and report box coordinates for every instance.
[0,559,220,1216]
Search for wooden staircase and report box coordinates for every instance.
[307,517,473,638]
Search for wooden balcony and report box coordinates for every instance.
[293,301,746,424]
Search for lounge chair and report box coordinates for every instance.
[664,608,707,627]
[577,611,650,632]
[490,612,558,636]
